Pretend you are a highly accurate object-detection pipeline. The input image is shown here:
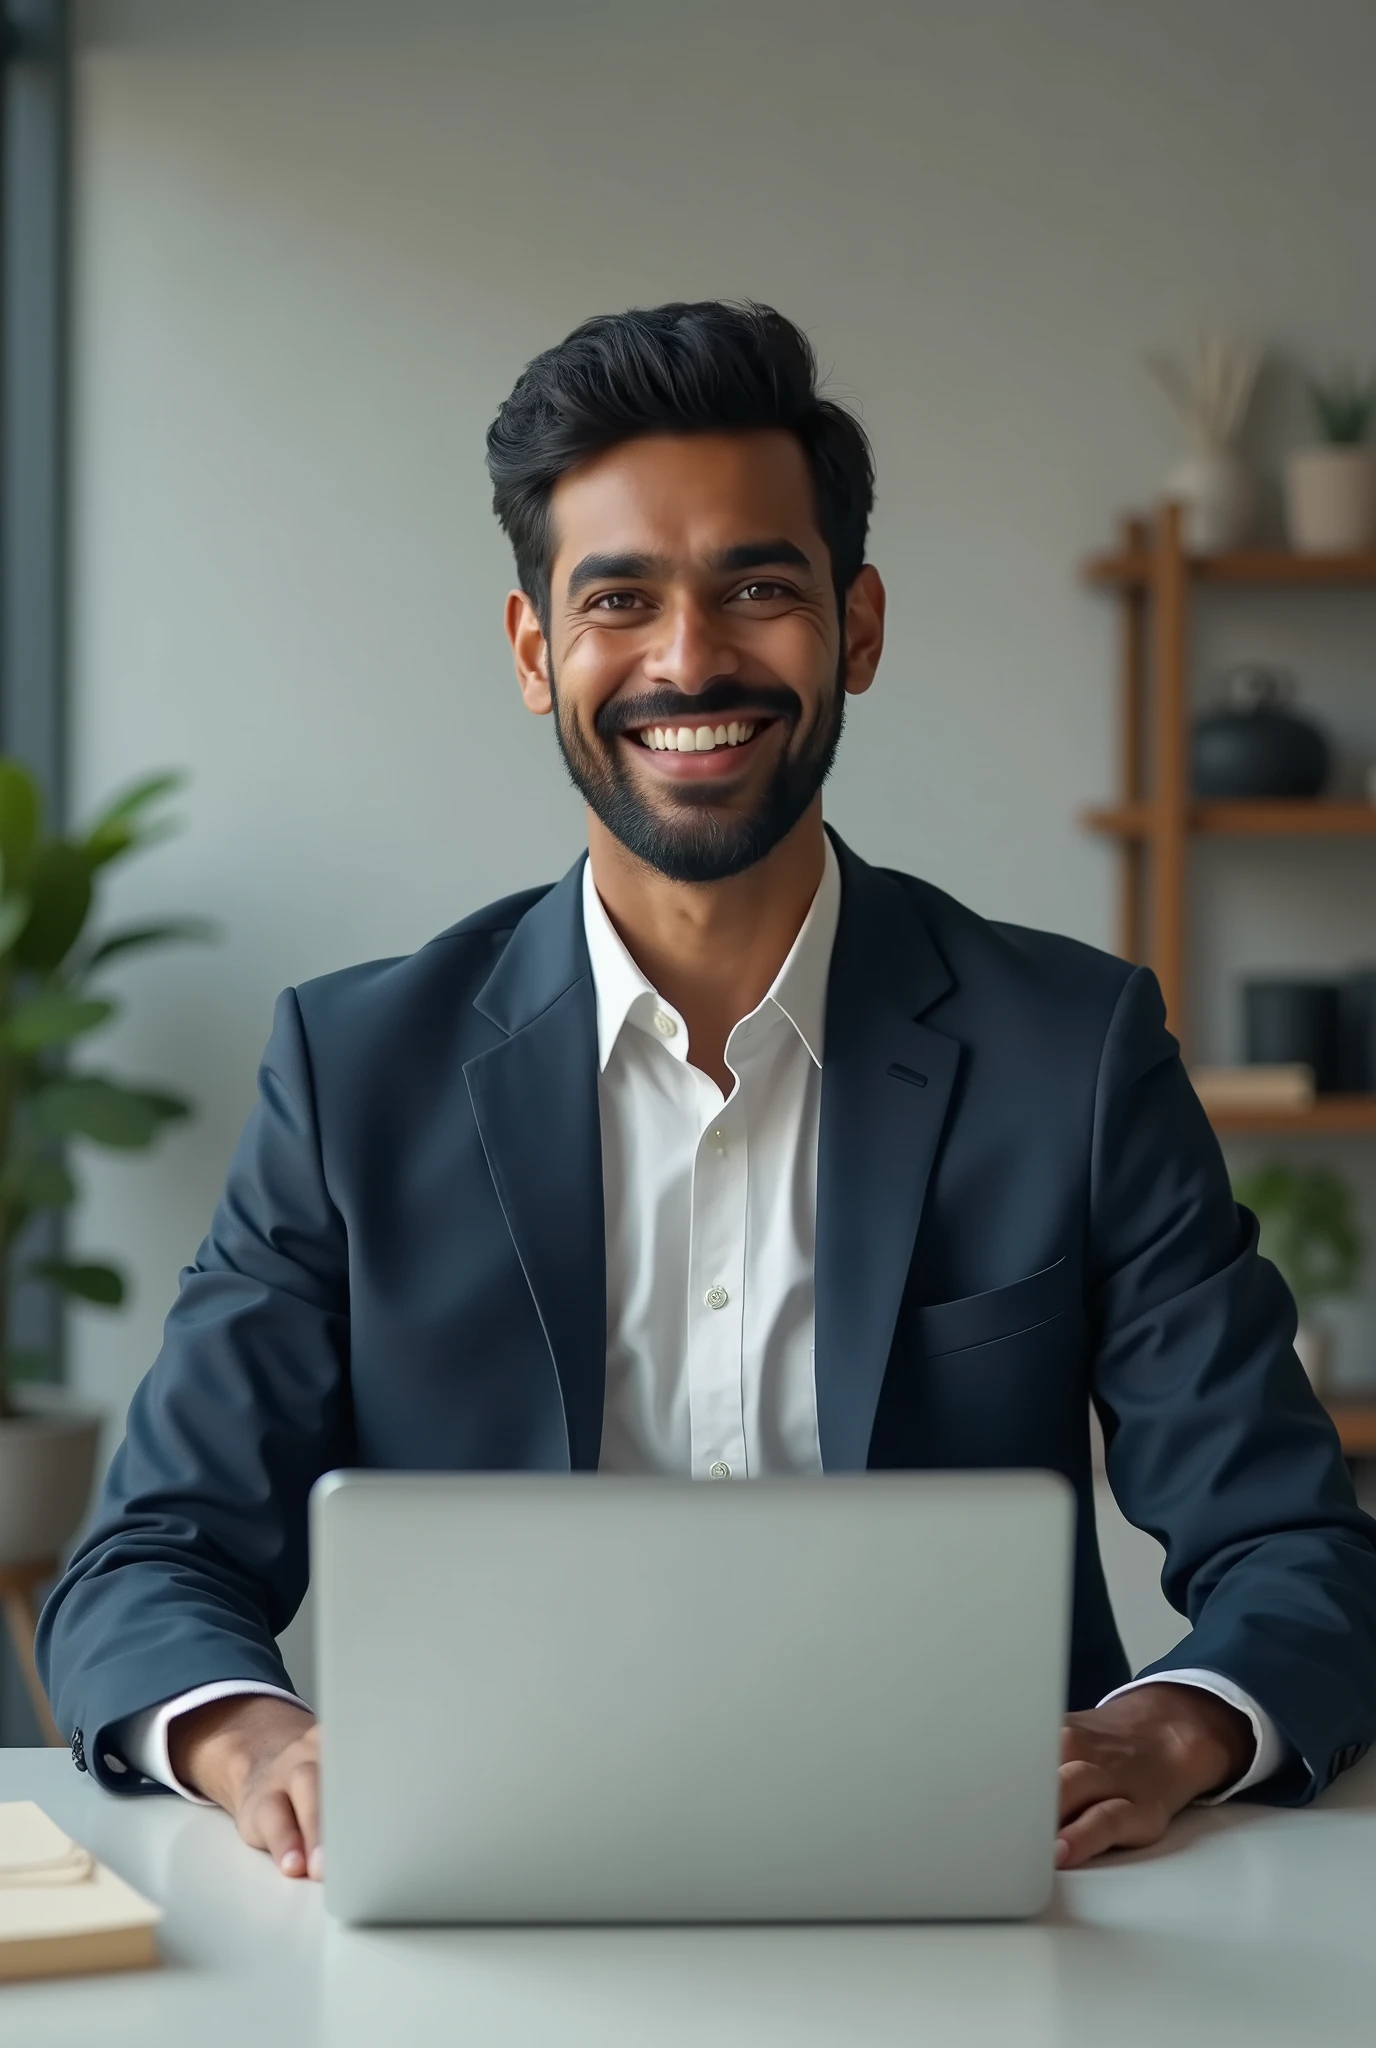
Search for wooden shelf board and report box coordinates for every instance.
[1196,800,1376,835]
[1328,1404,1376,1458]
[1085,548,1376,589]
[1082,801,1376,839]
[1207,1097,1376,1138]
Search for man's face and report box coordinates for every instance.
[506,431,884,883]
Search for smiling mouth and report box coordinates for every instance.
[632,719,769,755]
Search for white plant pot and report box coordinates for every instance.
[1284,446,1376,554]
[1166,447,1256,553]
[0,1388,101,1567]
[1293,1323,1330,1395]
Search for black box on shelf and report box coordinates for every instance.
[1338,971,1376,1094]
[1244,980,1343,1092]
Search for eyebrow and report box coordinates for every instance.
[565,538,814,598]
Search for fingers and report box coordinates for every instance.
[291,1755,324,1881]
[1057,1756,1115,1824]
[241,1786,309,1879]
[1056,1795,1167,1871]
[229,1726,323,1883]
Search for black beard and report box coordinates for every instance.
[549,667,847,884]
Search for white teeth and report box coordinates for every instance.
[637,721,760,752]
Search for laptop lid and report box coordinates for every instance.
[312,1469,1072,1924]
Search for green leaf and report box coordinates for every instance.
[29,1258,126,1306]
[0,1153,77,1210]
[83,817,181,871]
[87,770,185,829]
[30,1075,192,1149]
[0,760,42,890]
[125,1087,192,1119]
[12,843,93,971]
[5,1349,55,1386]
[0,892,32,958]
[82,773,185,869]
[80,917,218,972]
[1234,1162,1364,1315]
[6,993,115,1051]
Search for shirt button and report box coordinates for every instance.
[652,1009,678,1038]
[704,1285,729,1310]
[709,1461,732,1480]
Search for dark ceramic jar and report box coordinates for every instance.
[1191,666,1330,800]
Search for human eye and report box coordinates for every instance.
[730,579,794,605]
[588,589,647,613]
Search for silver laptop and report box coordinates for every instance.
[311,1469,1073,1925]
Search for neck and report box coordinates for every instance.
[586,802,827,1090]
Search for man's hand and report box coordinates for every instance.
[168,1695,322,1880]
[1057,1682,1256,1870]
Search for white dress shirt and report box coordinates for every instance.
[114,840,1286,1801]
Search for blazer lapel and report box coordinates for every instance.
[465,861,607,1472]
[814,838,960,1470]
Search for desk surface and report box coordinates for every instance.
[4,1746,1375,2046]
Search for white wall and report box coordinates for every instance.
[66,0,1376,1432]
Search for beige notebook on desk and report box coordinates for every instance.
[0,1801,161,1983]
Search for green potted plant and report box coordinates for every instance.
[0,760,210,1570]
[1232,1161,1364,1392]
[1284,367,1376,554]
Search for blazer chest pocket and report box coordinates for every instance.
[916,1256,1075,1359]
[900,1258,1083,1469]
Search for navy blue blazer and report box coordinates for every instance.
[38,835,1376,1800]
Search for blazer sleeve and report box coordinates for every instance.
[1088,965,1376,1804]
[35,988,352,1792]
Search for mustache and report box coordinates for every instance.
[595,679,803,741]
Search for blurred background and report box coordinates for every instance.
[3,0,1375,1738]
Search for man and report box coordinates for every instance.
[39,301,1376,1887]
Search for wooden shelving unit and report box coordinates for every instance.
[1084,800,1376,839]
[1327,1404,1376,1458]
[1081,506,1376,1456]
[1204,1097,1376,1139]
[1080,503,1376,1092]
[1085,545,1376,590]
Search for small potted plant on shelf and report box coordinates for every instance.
[1232,1162,1364,1393]
[0,761,211,1572]
[1284,368,1376,554]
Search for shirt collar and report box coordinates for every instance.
[581,835,841,1075]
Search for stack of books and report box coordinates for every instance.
[0,1802,160,1984]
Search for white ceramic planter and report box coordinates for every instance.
[0,1389,100,1566]
[1166,447,1256,553]
[1284,446,1376,554]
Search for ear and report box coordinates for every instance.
[841,565,885,699]
[506,589,552,716]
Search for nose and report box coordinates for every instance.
[641,593,740,696]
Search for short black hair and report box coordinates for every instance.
[486,300,874,625]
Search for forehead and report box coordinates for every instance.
[547,430,824,582]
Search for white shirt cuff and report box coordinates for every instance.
[108,1681,310,1803]
[1098,1667,1295,1802]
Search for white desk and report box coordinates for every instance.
[3,1745,1375,2045]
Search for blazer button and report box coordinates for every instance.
[71,1728,87,1773]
